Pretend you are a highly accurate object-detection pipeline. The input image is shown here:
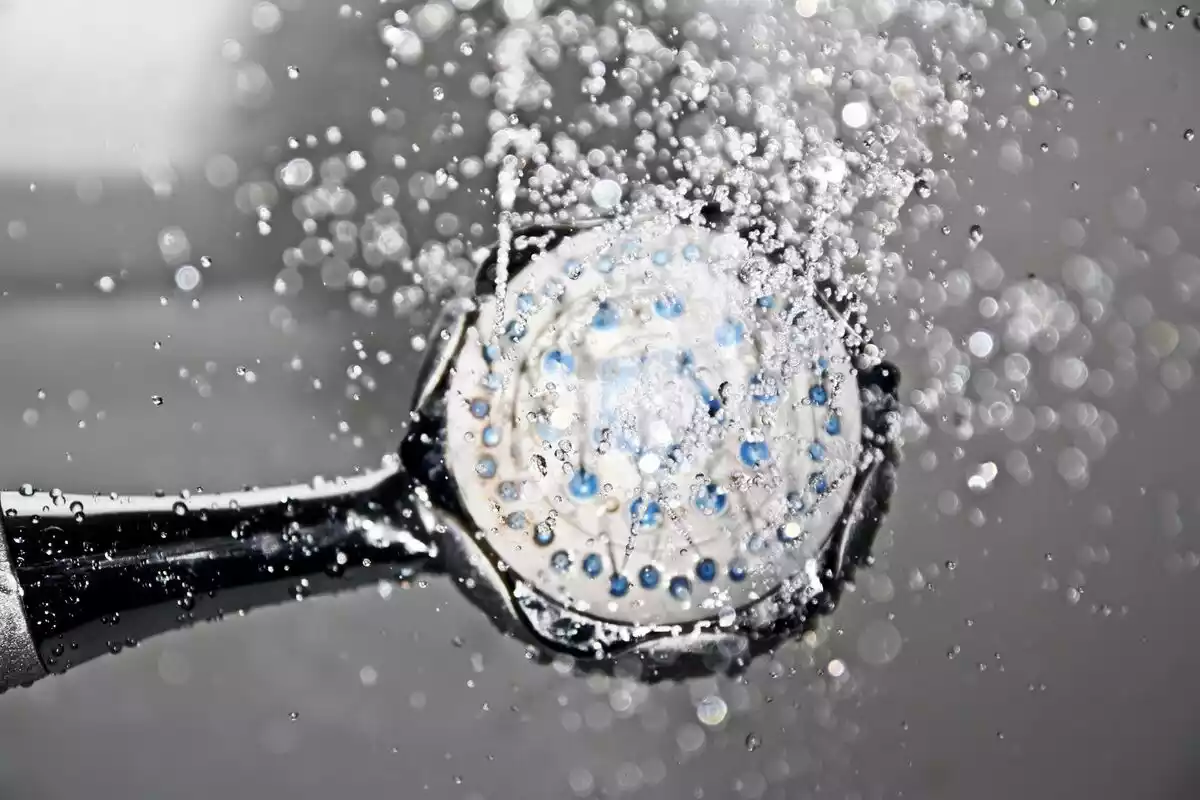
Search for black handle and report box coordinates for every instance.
[1,466,434,676]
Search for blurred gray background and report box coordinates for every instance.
[2,1,1200,798]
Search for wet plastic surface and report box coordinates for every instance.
[1,2,1200,799]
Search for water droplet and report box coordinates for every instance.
[591,179,621,210]
[696,695,727,726]
[175,264,202,292]
[857,620,903,666]
[841,101,871,130]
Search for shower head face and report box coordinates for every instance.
[439,214,867,631]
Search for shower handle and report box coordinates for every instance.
[0,466,434,688]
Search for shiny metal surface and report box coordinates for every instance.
[0,519,44,689]
[0,469,400,522]
[1,462,430,678]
